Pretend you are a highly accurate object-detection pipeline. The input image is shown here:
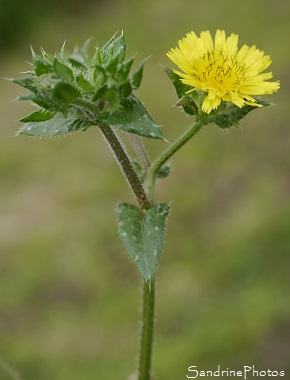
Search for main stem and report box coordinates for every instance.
[139,281,155,380]
[98,123,155,379]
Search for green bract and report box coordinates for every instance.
[13,33,164,140]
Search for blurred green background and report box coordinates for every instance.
[1,0,289,379]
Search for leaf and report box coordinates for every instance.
[117,57,135,82]
[119,80,132,98]
[20,109,55,122]
[76,73,93,91]
[99,95,164,140]
[212,99,270,129]
[93,65,107,87]
[117,202,170,282]
[12,78,37,92]
[53,58,74,83]
[34,58,54,76]
[18,112,93,137]
[132,57,150,90]
[156,164,170,179]
[102,33,126,64]
[68,57,87,70]
[52,81,81,104]
[92,84,121,111]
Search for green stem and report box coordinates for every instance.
[99,123,155,379]
[145,121,204,200]
[99,123,150,209]
[138,281,155,380]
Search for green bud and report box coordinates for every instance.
[12,33,163,139]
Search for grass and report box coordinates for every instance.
[1,0,290,379]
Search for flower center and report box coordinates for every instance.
[193,50,246,90]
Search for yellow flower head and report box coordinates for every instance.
[167,30,280,114]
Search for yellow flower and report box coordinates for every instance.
[167,30,280,114]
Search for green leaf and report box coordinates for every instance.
[52,81,81,104]
[76,73,93,91]
[92,84,121,111]
[117,202,170,282]
[20,109,55,122]
[68,57,87,70]
[30,48,54,76]
[212,99,270,129]
[132,57,150,90]
[53,58,74,83]
[34,58,54,76]
[99,95,164,140]
[101,33,126,65]
[18,112,93,137]
[93,65,107,87]
[106,54,119,75]
[119,80,132,98]
[12,78,37,92]
[117,57,135,82]
[156,164,170,179]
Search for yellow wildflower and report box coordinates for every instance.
[167,30,280,114]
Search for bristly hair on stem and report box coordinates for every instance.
[98,123,150,209]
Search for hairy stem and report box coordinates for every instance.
[99,123,150,209]
[138,281,155,380]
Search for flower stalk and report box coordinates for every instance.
[145,121,204,201]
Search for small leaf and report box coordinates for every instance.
[132,57,150,90]
[52,81,81,104]
[34,58,54,76]
[12,78,37,92]
[101,33,126,65]
[177,96,198,115]
[99,95,164,140]
[156,164,170,179]
[117,202,170,282]
[53,58,74,83]
[106,54,119,75]
[68,57,87,70]
[76,73,93,91]
[93,65,107,87]
[119,80,132,98]
[92,84,121,111]
[117,57,135,82]
[20,109,55,122]
[18,112,93,137]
